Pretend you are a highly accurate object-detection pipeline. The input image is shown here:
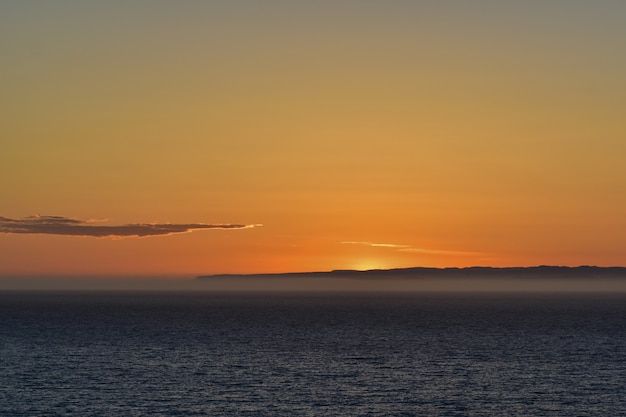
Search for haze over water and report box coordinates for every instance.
[3,267,626,293]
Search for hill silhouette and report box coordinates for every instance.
[198,265,626,280]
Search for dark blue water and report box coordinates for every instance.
[1,292,625,416]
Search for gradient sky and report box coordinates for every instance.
[2,1,625,277]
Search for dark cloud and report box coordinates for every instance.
[0,215,261,238]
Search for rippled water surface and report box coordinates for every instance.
[1,292,625,416]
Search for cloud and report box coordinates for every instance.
[396,248,483,256]
[341,241,411,248]
[0,215,261,238]
[341,241,482,256]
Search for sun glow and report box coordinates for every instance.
[352,259,387,271]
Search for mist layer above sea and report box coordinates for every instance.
[2,269,626,292]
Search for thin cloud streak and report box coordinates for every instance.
[0,215,261,238]
[397,248,484,256]
[341,241,411,248]
[342,241,482,256]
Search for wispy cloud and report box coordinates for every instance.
[341,241,482,256]
[0,215,261,238]
[396,247,484,256]
[341,241,411,248]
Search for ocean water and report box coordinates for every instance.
[1,292,625,416]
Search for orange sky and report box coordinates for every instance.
[1,1,625,277]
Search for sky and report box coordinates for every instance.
[1,1,626,277]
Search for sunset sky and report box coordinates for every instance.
[2,1,625,277]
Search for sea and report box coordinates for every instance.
[1,291,625,416]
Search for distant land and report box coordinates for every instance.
[198,266,626,280]
[197,266,626,292]
[2,266,626,292]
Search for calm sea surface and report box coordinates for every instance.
[1,292,625,416]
